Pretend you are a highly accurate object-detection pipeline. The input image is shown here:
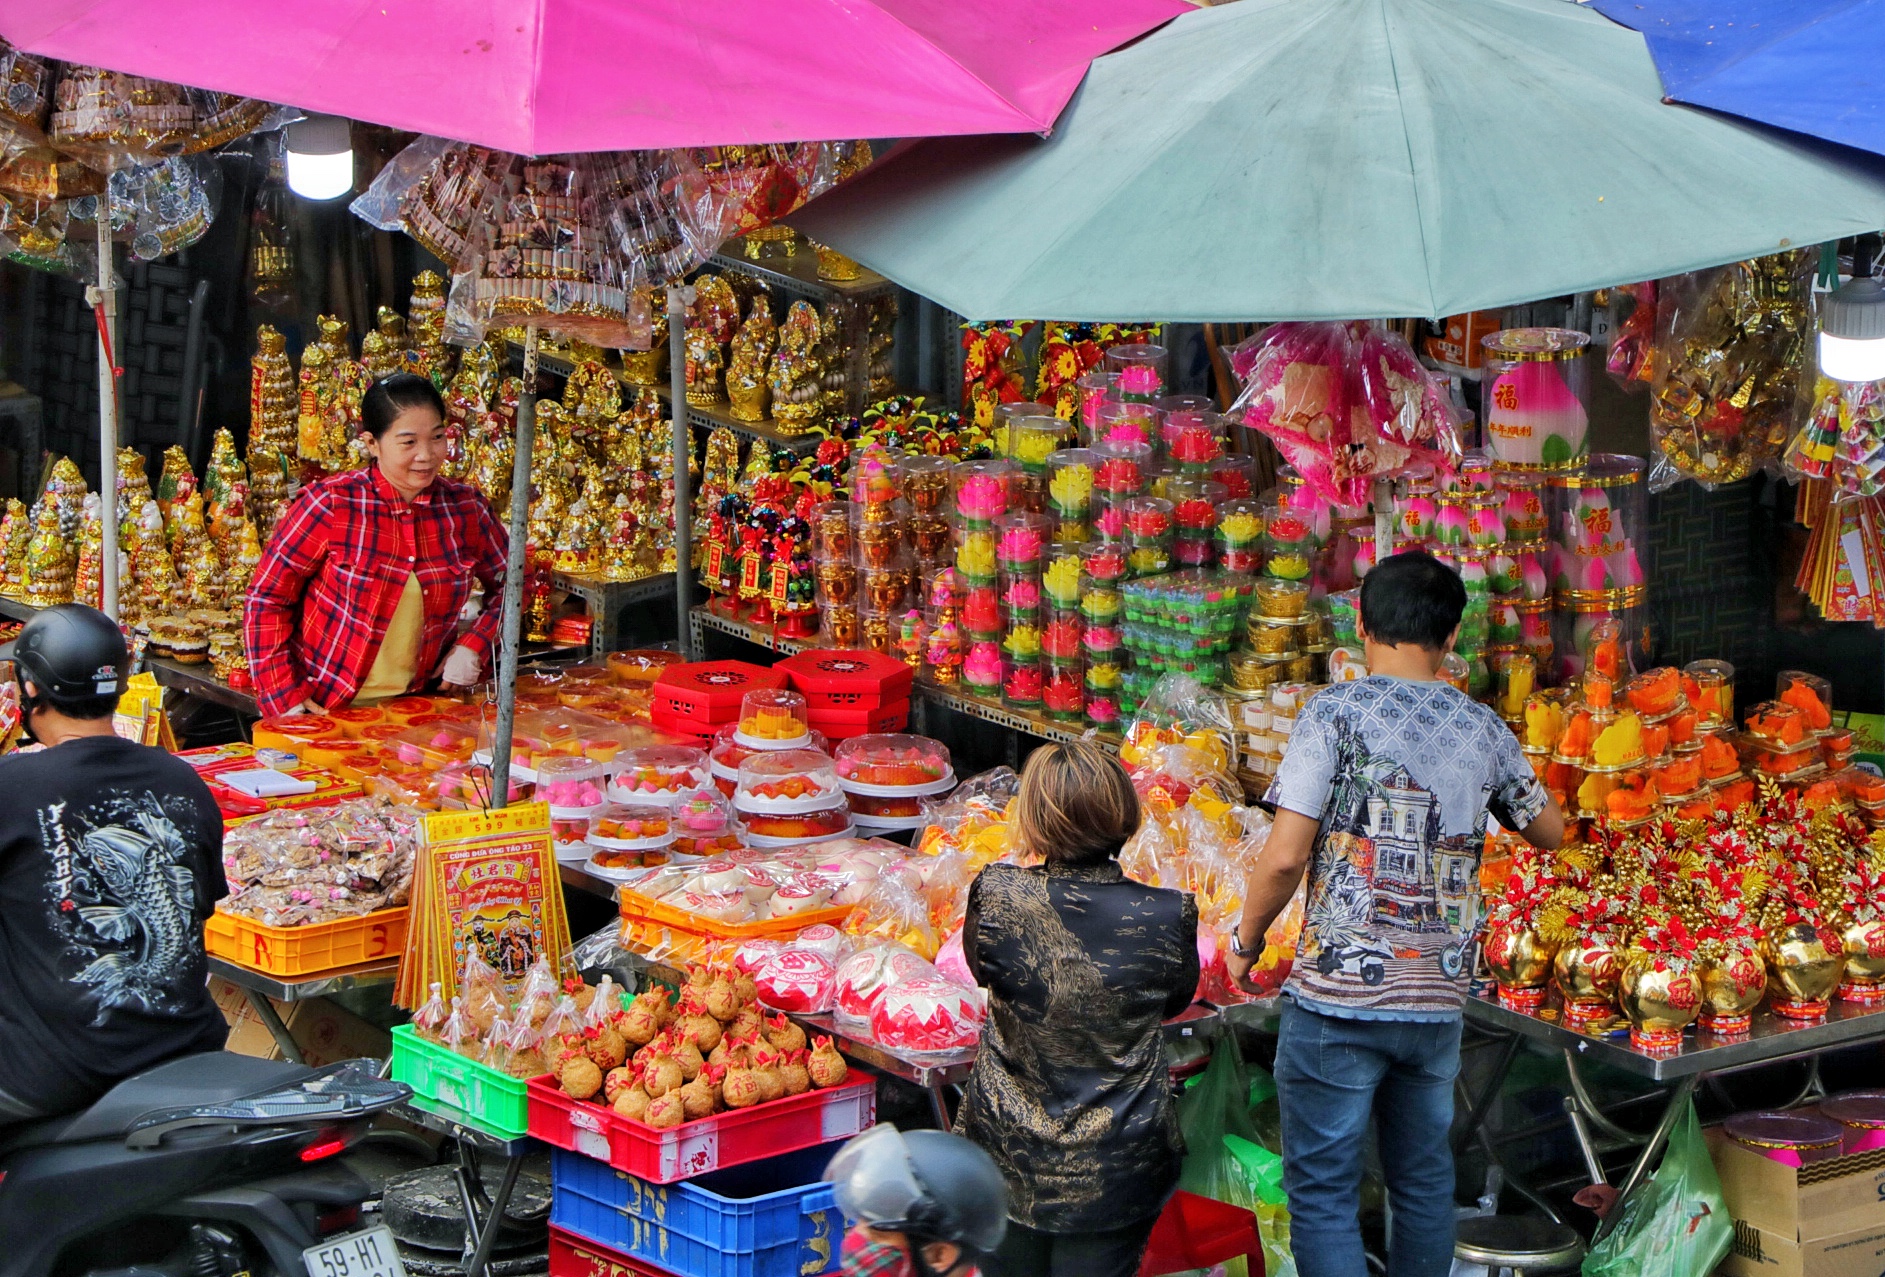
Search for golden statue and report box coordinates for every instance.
[362,304,409,381]
[684,327,725,407]
[0,498,30,600]
[726,316,773,423]
[692,274,741,347]
[249,324,297,456]
[20,501,74,608]
[819,302,848,421]
[768,301,826,432]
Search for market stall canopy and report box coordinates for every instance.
[1590,0,1885,160]
[789,0,1885,322]
[0,0,1188,153]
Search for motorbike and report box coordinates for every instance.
[0,1052,411,1277]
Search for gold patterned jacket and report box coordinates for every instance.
[956,860,1200,1231]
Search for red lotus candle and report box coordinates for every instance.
[1095,439,1151,495]
[1044,660,1085,720]
[1125,496,1173,539]
[1043,612,1084,658]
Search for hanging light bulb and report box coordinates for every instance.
[284,113,354,201]
[1819,237,1885,383]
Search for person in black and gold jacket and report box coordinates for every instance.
[956,740,1199,1277]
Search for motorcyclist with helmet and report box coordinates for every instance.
[0,605,227,1124]
[826,1126,1009,1277]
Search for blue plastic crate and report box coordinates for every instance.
[552,1143,842,1277]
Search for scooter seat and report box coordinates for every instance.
[0,1052,314,1155]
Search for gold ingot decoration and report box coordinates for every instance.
[1838,918,1885,1006]
[1698,944,1766,1035]
[1620,955,1701,1053]
[743,225,800,259]
[1552,941,1622,1028]
[1485,926,1554,1011]
[1763,922,1844,1020]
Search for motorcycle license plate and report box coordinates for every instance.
[303,1226,407,1277]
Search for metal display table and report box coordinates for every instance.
[553,570,676,654]
[206,954,398,1064]
[1460,992,1885,1241]
[395,1095,538,1277]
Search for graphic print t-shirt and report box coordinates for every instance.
[1265,676,1548,1019]
[0,736,228,1114]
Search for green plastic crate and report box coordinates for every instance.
[390,1024,530,1138]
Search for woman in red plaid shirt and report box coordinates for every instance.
[243,374,510,717]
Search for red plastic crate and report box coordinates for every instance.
[550,1225,839,1277]
[777,650,914,710]
[804,699,909,740]
[651,663,786,728]
[527,1076,876,1184]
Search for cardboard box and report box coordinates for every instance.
[1720,1218,1885,1277]
[209,976,391,1067]
[1712,1130,1885,1277]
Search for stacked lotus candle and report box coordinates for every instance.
[1545,454,1649,685]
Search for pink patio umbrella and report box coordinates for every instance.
[0,0,1188,152]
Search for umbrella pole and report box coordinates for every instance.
[489,322,538,808]
[92,203,120,621]
[1373,477,1393,571]
[669,289,691,659]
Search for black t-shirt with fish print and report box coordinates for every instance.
[0,735,228,1117]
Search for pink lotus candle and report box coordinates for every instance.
[997,514,1047,569]
[1432,500,1472,547]
[1396,494,1437,540]
[1105,343,1168,401]
[953,459,1013,524]
[963,641,1003,692]
[1002,575,1041,611]
[1093,501,1128,540]
[1094,401,1157,447]
[1082,623,1123,657]
[1465,501,1506,549]
[1519,552,1550,601]
[1480,329,1591,470]
[1077,370,1119,433]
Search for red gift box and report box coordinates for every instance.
[651,661,787,728]
[804,699,909,740]
[777,649,914,710]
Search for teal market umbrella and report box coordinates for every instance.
[791,0,1885,322]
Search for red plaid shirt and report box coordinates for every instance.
[244,468,510,716]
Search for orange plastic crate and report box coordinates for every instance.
[204,905,409,976]
[617,890,850,964]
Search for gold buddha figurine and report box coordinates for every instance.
[684,327,725,407]
[362,304,409,381]
[768,301,826,432]
[819,303,848,422]
[725,314,773,423]
[692,274,741,348]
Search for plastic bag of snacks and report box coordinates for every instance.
[1120,673,1239,782]
[916,767,1020,870]
[841,866,940,959]
[1646,251,1815,491]
[219,798,422,927]
[751,946,839,1014]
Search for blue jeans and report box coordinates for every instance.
[1274,1000,1462,1277]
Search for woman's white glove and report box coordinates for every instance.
[437,644,485,687]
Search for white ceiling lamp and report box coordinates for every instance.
[284,113,354,201]
[1819,236,1885,383]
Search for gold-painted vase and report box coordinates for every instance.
[1620,954,1702,1053]
[1838,918,1885,1006]
[1553,940,1622,1027]
[1764,923,1845,1020]
[1699,944,1766,1035]
[1486,926,1554,1011]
